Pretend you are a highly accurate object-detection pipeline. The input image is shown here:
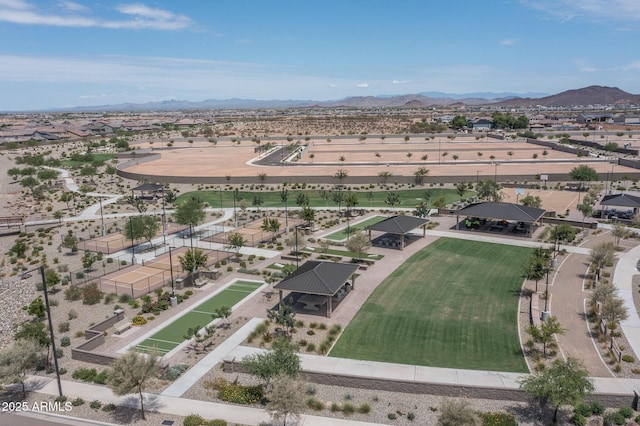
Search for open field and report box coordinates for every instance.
[126,136,632,181]
[330,238,531,373]
[177,187,475,209]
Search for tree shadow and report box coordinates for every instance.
[112,394,164,424]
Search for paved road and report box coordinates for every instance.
[0,411,115,426]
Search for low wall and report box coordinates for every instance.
[71,311,124,365]
[543,217,598,229]
[223,358,635,408]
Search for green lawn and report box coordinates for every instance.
[324,216,387,241]
[330,238,530,373]
[135,280,263,354]
[176,187,474,209]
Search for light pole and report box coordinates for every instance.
[35,266,63,396]
[161,188,167,245]
[129,216,136,264]
[233,188,238,227]
[189,222,194,251]
[99,198,105,236]
[542,267,551,321]
[168,246,177,306]
[218,187,223,211]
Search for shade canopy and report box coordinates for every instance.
[273,260,359,296]
[456,202,546,223]
[364,215,428,235]
[131,182,164,192]
[600,193,640,208]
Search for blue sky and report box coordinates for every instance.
[1,0,640,111]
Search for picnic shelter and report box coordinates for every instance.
[455,202,546,238]
[364,215,429,250]
[273,260,359,317]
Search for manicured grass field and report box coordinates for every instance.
[135,280,263,355]
[176,187,474,209]
[330,238,530,373]
[324,216,387,241]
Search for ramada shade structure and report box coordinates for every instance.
[364,215,429,250]
[273,260,359,317]
[455,202,546,237]
[600,193,640,210]
[131,182,164,198]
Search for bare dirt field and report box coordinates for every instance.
[127,137,632,181]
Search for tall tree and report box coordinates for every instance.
[124,215,159,248]
[378,171,392,186]
[527,315,565,358]
[346,231,371,261]
[265,374,307,426]
[601,296,628,342]
[173,195,207,229]
[520,195,542,208]
[242,337,300,384]
[569,165,599,189]
[178,248,208,275]
[414,167,429,185]
[519,358,594,424]
[108,350,161,420]
[334,169,348,186]
[294,193,309,207]
[611,222,629,248]
[280,189,289,231]
[588,242,616,284]
[0,339,45,398]
[577,200,593,230]
[384,191,401,211]
[226,232,246,258]
[267,298,297,338]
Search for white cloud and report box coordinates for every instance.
[356,83,369,88]
[523,0,640,22]
[58,1,88,12]
[392,80,410,84]
[575,58,597,72]
[499,39,517,46]
[0,1,193,30]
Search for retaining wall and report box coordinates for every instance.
[71,311,124,365]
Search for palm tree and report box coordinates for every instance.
[414,167,429,185]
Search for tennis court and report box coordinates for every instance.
[134,280,264,355]
[82,221,189,254]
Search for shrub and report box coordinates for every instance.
[306,397,325,411]
[388,413,397,420]
[571,414,586,426]
[58,322,70,333]
[306,343,316,352]
[67,309,78,320]
[480,412,516,426]
[622,354,636,363]
[407,412,415,421]
[103,292,117,304]
[342,402,355,415]
[306,384,316,395]
[618,406,634,419]
[89,400,102,409]
[73,368,98,382]
[132,315,147,326]
[330,402,341,412]
[574,402,592,417]
[118,294,131,304]
[590,401,605,415]
[603,410,626,425]
[81,282,102,305]
[71,397,84,406]
[215,379,263,404]
[184,414,205,426]
[60,336,71,347]
[102,403,116,412]
[358,403,371,414]
[64,285,82,301]
[165,364,189,381]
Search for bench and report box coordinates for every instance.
[114,318,131,335]
[194,277,208,288]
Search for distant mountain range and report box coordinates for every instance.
[53,85,640,112]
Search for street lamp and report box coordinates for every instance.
[129,216,136,264]
[99,198,105,236]
[542,267,551,321]
[233,188,238,227]
[168,246,177,306]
